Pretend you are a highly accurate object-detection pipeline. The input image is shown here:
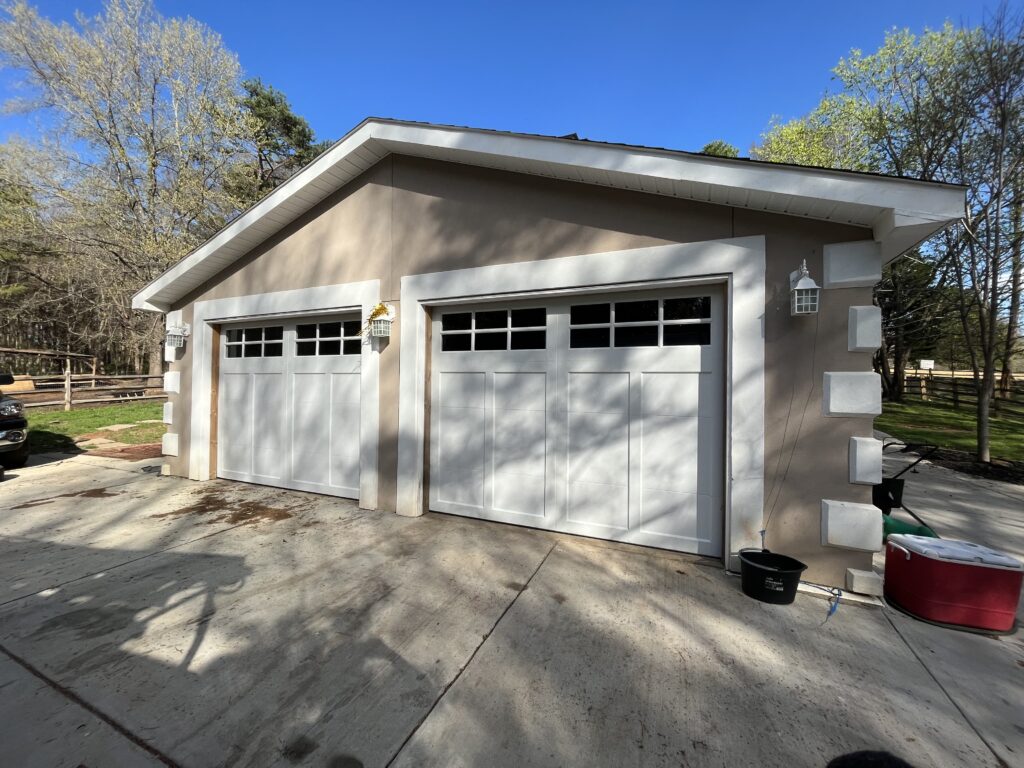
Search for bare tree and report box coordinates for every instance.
[0,0,254,373]
[944,7,1024,461]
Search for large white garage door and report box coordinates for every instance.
[429,288,724,556]
[218,315,362,498]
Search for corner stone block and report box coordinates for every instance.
[163,371,180,394]
[161,432,179,457]
[823,241,882,288]
[823,372,882,417]
[846,568,883,596]
[849,436,883,485]
[822,499,883,552]
[162,401,174,425]
[848,305,882,352]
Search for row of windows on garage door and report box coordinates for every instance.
[215,287,725,556]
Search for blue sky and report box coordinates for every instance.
[2,0,1018,153]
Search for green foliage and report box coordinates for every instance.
[753,13,1024,461]
[228,78,331,202]
[699,140,740,158]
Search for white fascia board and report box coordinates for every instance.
[132,123,381,312]
[133,119,966,313]
[372,122,961,215]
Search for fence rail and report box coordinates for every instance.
[903,372,1024,417]
[8,373,166,410]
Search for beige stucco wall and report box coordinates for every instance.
[165,154,876,586]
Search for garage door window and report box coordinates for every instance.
[296,321,363,356]
[441,308,546,352]
[570,296,711,348]
[225,326,283,358]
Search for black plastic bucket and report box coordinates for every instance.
[872,477,905,515]
[738,548,807,605]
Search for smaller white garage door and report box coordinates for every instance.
[217,315,362,498]
[429,287,725,556]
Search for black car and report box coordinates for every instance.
[0,373,29,469]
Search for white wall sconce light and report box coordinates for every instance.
[366,302,396,338]
[165,323,191,348]
[790,260,821,316]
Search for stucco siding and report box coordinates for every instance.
[166,154,875,585]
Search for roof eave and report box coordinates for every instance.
[132,119,967,313]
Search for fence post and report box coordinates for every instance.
[64,356,72,411]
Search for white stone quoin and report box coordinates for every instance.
[823,241,882,289]
[849,436,883,485]
[823,372,882,416]
[162,401,174,425]
[846,568,884,596]
[848,305,883,352]
[822,499,883,551]
[161,432,179,457]
[163,371,181,394]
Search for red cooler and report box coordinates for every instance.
[885,534,1022,633]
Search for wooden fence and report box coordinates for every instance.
[10,373,166,410]
[903,371,1024,418]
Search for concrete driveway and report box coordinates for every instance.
[0,454,1016,767]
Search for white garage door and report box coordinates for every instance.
[429,288,724,556]
[218,315,362,498]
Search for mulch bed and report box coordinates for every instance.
[901,446,1024,485]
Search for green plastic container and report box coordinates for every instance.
[882,514,937,541]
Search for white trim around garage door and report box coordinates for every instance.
[396,236,766,567]
[189,280,381,509]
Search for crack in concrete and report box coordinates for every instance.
[384,540,559,767]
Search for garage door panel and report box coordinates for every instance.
[440,371,486,410]
[430,288,724,557]
[568,409,629,483]
[252,374,285,480]
[329,373,361,492]
[292,372,330,485]
[567,371,629,415]
[493,371,546,411]
[641,414,699,495]
[218,315,362,500]
[640,489,718,549]
[219,373,253,475]
[642,372,701,418]
[567,480,629,530]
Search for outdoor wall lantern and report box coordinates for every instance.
[790,260,821,316]
[366,302,396,339]
[165,323,191,348]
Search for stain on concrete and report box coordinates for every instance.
[503,581,526,591]
[152,490,295,526]
[281,735,318,763]
[12,486,122,510]
[551,592,567,604]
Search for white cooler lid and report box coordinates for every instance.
[888,534,1023,570]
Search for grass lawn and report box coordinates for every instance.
[876,398,1024,462]
[27,402,165,453]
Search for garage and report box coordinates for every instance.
[217,315,363,498]
[429,287,724,556]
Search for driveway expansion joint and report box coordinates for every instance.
[882,607,1009,768]
[383,541,559,768]
[0,641,181,768]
